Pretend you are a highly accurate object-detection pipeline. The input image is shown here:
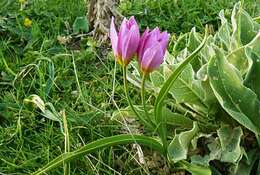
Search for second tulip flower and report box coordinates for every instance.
[137,27,169,73]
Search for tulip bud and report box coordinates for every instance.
[110,16,140,66]
[137,27,169,73]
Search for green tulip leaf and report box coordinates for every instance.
[190,125,243,169]
[188,27,204,71]
[244,33,260,98]
[197,64,218,107]
[150,66,165,88]
[168,122,199,162]
[31,135,163,175]
[247,32,260,54]
[188,27,202,52]
[227,46,252,76]
[164,64,206,108]
[217,125,243,163]
[191,155,212,167]
[178,160,211,175]
[162,107,193,128]
[208,47,260,134]
[154,27,208,149]
[231,2,260,48]
[173,33,188,55]
[244,52,260,98]
[235,149,260,175]
[215,10,231,50]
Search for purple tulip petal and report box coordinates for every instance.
[122,25,140,64]
[159,31,170,54]
[150,27,160,39]
[141,31,158,56]
[141,42,164,72]
[137,28,150,62]
[118,18,129,56]
[137,26,169,73]
[128,16,138,28]
[109,17,118,56]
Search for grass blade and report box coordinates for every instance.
[31,134,163,175]
[62,110,70,175]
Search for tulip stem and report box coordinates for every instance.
[141,73,155,126]
[122,66,154,130]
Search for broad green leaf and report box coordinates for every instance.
[197,63,208,81]
[163,64,210,115]
[247,32,260,54]
[112,106,193,129]
[73,17,89,33]
[230,2,243,49]
[197,64,218,107]
[165,51,176,65]
[162,107,193,128]
[127,72,159,93]
[154,28,208,150]
[164,64,205,107]
[31,134,163,175]
[227,26,259,78]
[44,102,61,122]
[244,33,260,97]
[172,33,188,55]
[24,95,60,122]
[235,149,260,175]
[208,139,222,161]
[191,133,212,150]
[178,160,211,175]
[208,47,260,134]
[175,48,189,62]
[227,46,252,76]
[188,27,202,52]
[187,164,211,175]
[150,67,164,88]
[238,8,260,45]
[168,122,199,162]
[187,27,203,71]
[111,105,152,122]
[111,106,133,120]
[190,137,220,167]
[191,155,211,167]
[24,94,45,112]
[42,110,60,122]
[210,166,222,175]
[191,126,243,168]
[215,10,231,50]
[244,52,260,98]
[200,35,215,61]
[230,2,260,49]
[217,125,243,163]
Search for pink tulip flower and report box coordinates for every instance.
[137,27,169,73]
[110,16,140,66]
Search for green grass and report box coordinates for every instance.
[0,0,259,174]
[120,0,259,33]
